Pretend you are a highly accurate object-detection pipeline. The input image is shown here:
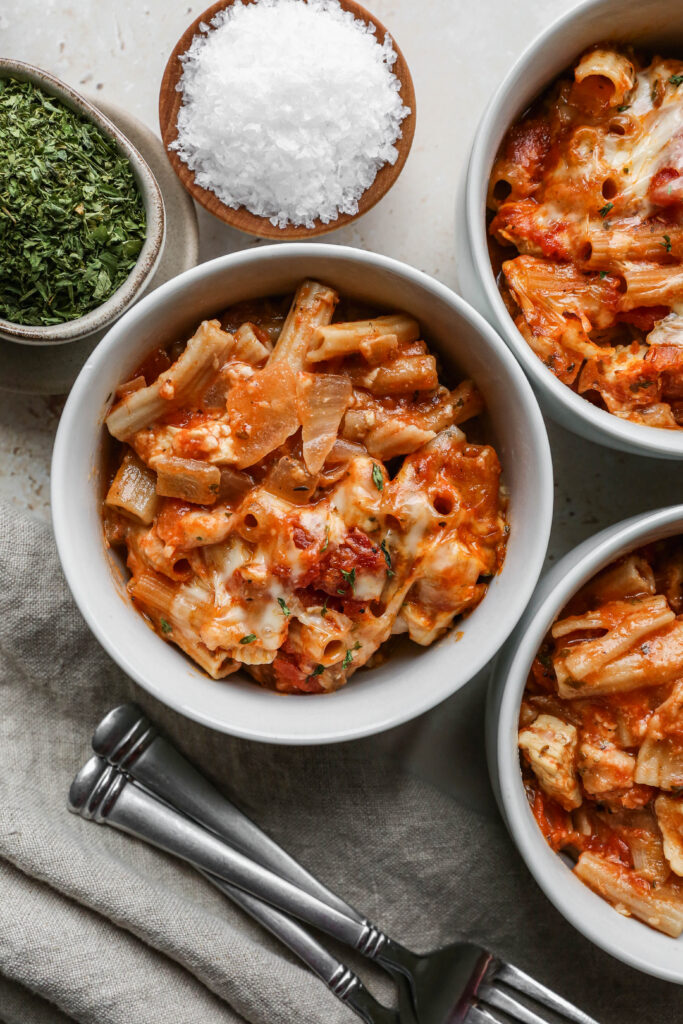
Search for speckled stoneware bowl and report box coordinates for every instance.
[0,59,165,346]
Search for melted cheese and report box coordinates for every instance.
[491,51,683,429]
[603,77,683,215]
[109,300,507,691]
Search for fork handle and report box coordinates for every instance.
[202,873,396,1024]
[69,758,389,957]
[92,704,363,925]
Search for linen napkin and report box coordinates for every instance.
[0,502,678,1024]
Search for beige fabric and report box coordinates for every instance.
[0,972,73,1024]
[0,503,678,1023]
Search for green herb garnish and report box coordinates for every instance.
[0,77,146,326]
[599,202,613,218]
[380,538,394,577]
[160,618,172,634]
[617,104,630,112]
[599,270,607,279]
[308,664,324,679]
[630,380,653,392]
[342,642,362,669]
[670,74,683,87]
[320,524,330,552]
[371,463,384,492]
[661,234,672,252]
[240,633,257,644]
[277,597,290,616]
[340,567,356,592]
[321,598,329,618]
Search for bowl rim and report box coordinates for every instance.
[51,242,553,744]
[489,502,683,983]
[157,0,416,240]
[0,58,165,346]
[464,0,683,459]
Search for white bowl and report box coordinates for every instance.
[52,243,552,745]
[488,504,683,983]
[457,0,683,460]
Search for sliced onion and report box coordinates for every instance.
[297,372,352,475]
[227,362,299,469]
[264,455,317,504]
[325,438,366,464]
[218,466,254,505]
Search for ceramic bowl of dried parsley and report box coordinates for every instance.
[0,60,165,345]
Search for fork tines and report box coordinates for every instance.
[465,1005,511,1024]
[474,959,600,1024]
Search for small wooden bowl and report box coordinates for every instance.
[159,0,416,239]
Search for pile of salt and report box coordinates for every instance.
[171,0,411,228]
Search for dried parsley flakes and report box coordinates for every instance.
[0,77,146,326]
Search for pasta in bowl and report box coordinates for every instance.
[102,282,507,693]
[460,0,683,458]
[488,46,683,432]
[52,243,551,743]
[520,537,683,938]
[490,505,683,982]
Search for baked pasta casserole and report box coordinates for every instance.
[103,280,507,693]
[520,538,683,935]
[489,46,683,429]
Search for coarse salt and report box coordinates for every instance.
[170,0,411,228]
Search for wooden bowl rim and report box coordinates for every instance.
[158,0,416,239]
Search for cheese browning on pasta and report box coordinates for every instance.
[489,46,683,429]
[520,538,683,935]
[103,281,507,694]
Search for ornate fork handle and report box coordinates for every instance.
[92,705,364,924]
[203,874,398,1024]
[69,758,401,1024]
[69,757,393,960]
[90,704,419,980]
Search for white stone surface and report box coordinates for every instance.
[1,0,681,799]
[0,0,576,274]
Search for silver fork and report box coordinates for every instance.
[69,755,408,1024]
[76,703,599,1024]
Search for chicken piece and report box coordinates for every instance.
[577,740,636,795]
[635,680,683,789]
[519,714,582,810]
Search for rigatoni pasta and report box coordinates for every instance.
[488,46,683,430]
[519,538,683,936]
[102,281,508,694]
